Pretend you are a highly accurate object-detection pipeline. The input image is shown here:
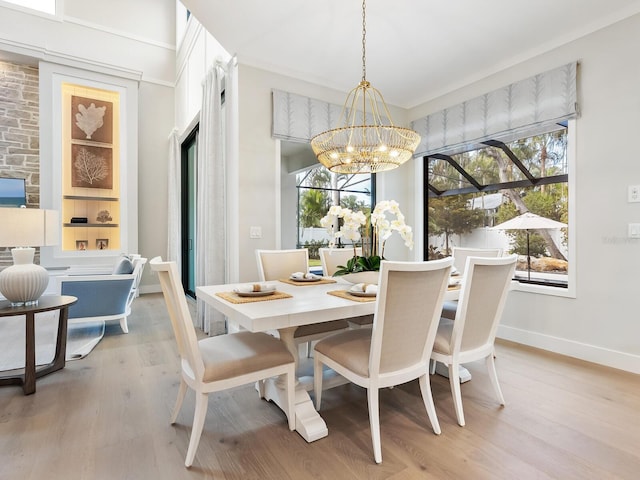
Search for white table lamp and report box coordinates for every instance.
[0,208,59,306]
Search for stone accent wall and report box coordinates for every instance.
[0,61,40,267]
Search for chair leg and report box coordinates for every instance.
[449,363,465,426]
[429,359,436,375]
[119,316,129,334]
[185,392,208,468]
[486,353,505,405]
[367,387,382,464]
[418,374,441,435]
[285,368,296,431]
[170,379,188,424]
[257,379,266,399]
[313,355,323,410]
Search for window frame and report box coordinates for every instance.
[295,165,375,251]
[420,119,576,298]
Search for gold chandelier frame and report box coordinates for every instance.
[310,0,420,174]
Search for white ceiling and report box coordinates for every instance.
[183,0,640,109]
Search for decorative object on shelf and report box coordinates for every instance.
[96,238,109,250]
[70,217,88,223]
[71,95,113,143]
[310,0,420,173]
[71,144,113,189]
[320,200,413,281]
[74,102,105,139]
[96,210,112,223]
[0,208,59,306]
[76,240,88,251]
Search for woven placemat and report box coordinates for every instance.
[215,291,292,304]
[278,277,337,286]
[327,290,377,302]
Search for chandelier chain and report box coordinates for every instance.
[310,0,421,173]
[361,0,366,83]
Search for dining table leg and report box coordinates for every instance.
[260,326,328,442]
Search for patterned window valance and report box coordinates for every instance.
[272,90,342,143]
[272,89,390,144]
[410,62,578,157]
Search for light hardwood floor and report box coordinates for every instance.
[1,293,639,479]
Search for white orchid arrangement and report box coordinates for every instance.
[320,200,413,274]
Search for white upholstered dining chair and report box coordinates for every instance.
[256,249,349,353]
[442,247,503,320]
[149,257,296,468]
[313,257,454,463]
[319,247,373,328]
[431,254,517,427]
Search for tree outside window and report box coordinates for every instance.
[426,127,569,287]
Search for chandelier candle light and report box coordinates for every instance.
[0,208,59,306]
[310,0,420,173]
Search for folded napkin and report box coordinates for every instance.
[233,283,276,294]
[349,283,378,294]
[291,271,319,280]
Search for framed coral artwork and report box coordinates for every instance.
[71,95,113,143]
[70,144,113,189]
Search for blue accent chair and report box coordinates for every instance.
[57,257,146,333]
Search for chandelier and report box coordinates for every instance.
[310,0,420,174]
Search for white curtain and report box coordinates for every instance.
[167,128,181,273]
[195,57,239,335]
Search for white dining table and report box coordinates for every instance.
[196,277,461,443]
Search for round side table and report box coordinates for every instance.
[0,295,77,395]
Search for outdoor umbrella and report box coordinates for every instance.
[492,212,567,281]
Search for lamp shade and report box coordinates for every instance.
[0,208,59,247]
[0,208,59,306]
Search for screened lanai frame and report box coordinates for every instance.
[423,124,569,287]
[295,167,375,252]
[426,124,568,198]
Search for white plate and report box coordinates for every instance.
[234,290,276,297]
[348,291,377,298]
[289,275,321,282]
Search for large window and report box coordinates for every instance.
[426,125,570,289]
[296,165,374,264]
[2,0,56,15]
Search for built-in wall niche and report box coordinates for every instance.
[60,83,121,252]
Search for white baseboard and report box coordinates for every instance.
[497,325,640,375]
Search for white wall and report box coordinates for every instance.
[409,15,640,373]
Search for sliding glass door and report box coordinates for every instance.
[181,128,198,298]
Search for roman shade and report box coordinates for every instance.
[411,62,578,157]
[272,89,390,144]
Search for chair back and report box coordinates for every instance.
[369,258,453,377]
[130,257,147,298]
[60,274,135,320]
[319,247,362,276]
[451,247,502,275]
[150,256,205,380]
[255,249,309,281]
[452,255,517,354]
